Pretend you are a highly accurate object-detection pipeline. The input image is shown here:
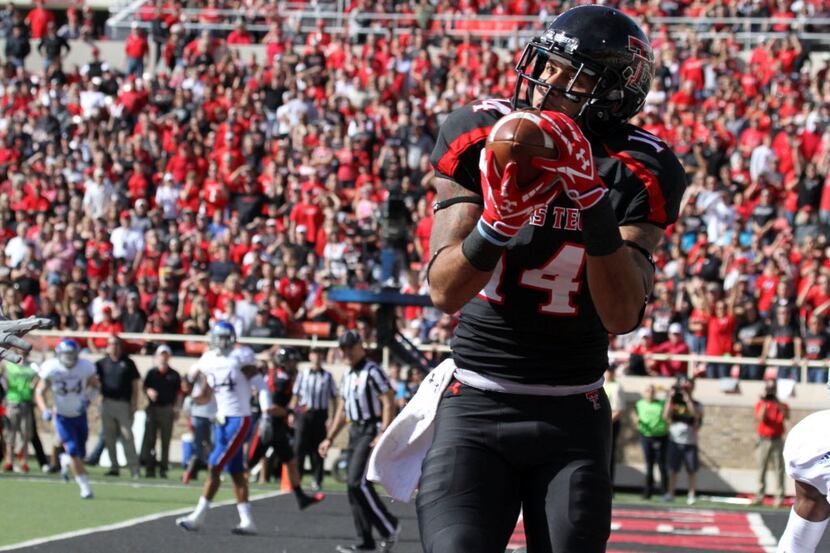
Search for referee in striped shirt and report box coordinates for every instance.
[289,347,337,490]
[320,330,400,553]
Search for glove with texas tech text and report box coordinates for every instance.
[532,110,608,211]
[478,149,560,243]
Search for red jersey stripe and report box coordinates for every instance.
[436,126,492,178]
[605,147,668,225]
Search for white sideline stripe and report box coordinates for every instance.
[0,489,287,551]
[1,474,202,490]
[747,512,779,553]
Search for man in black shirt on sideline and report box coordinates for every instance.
[140,345,182,478]
[95,335,141,478]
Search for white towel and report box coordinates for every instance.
[366,358,456,502]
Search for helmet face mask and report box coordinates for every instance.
[516,46,607,112]
[210,322,236,354]
[513,5,654,134]
[56,339,80,368]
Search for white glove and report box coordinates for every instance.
[0,316,52,363]
[186,365,202,384]
[258,416,273,443]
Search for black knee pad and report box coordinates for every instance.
[564,465,611,551]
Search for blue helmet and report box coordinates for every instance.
[56,339,80,368]
[209,321,236,354]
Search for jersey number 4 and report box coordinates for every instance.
[479,244,586,315]
[210,373,236,391]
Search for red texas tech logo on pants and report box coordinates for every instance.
[585,390,601,410]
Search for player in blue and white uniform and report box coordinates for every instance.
[176,323,273,535]
[34,339,98,499]
[776,409,830,552]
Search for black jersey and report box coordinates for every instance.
[267,367,293,425]
[430,99,687,385]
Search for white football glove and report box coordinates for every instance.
[258,416,273,443]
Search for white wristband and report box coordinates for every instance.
[777,507,829,553]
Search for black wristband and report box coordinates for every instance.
[432,196,483,213]
[462,224,505,271]
[580,195,623,257]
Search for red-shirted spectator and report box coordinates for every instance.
[649,323,691,377]
[753,378,789,505]
[705,300,736,378]
[90,307,124,351]
[278,265,309,317]
[125,22,149,77]
[25,1,54,39]
[289,189,324,246]
[227,21,253,45]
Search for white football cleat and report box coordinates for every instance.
[176,516,202,532]
[231,520,257,536]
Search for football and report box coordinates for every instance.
[485,109,558,188]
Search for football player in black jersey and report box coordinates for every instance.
[247,348,325,510]
[419,5,686,553]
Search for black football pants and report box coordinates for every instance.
[416,381,612,553]
[346,422,399,546]
[294,409,328,485]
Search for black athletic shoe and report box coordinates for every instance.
[378,523,401,553]
[297,491,326,510]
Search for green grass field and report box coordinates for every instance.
[0,465,305,547]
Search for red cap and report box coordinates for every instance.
[120,210,131,219]
[102,306,112,313]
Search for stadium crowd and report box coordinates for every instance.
[0,0,823,384]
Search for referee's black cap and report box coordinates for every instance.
[338,329,362,349]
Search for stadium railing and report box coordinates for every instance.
[27,329,828,383]
[105,6,830,48]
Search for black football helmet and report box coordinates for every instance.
[513,5,655,133]
[276,347,301,366]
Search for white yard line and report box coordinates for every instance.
[0,474,282,492]
[747,512,779,553]
[0,489,287,551]
[0,474,200,490]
